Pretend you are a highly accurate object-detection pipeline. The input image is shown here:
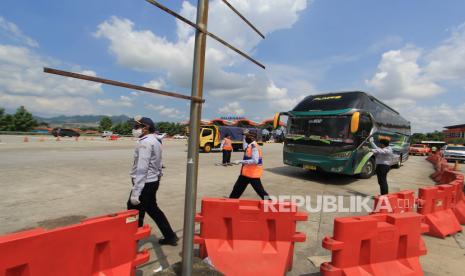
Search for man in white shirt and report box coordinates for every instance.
[128,116,178,246]
[369,137,393,195]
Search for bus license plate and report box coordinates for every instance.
[304,165,317,170]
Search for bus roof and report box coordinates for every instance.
[293,91,401,114]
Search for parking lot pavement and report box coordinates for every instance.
[0,135,463,275]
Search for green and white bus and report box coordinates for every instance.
[274,91,411,178]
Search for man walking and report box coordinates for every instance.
[229,132,269,199]
[369,137,394,195]
[128,116,178,246]
[220,134,233,166]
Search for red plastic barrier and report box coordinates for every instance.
[321,212,428,276]
[194,198,307,276]
[0,210,150,276]
[431,160,452,182]
[417,185,462,238]
[449,179,465,224]
[438,170,461,185]
[371,190,415,214]
[426,152,440,164]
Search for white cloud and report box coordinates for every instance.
[97,95,133,107]
[94,0,309,116]
[0,94,96,115]
[0,44,103,116]
[395,102,465,133]
[367,24,465,102]
[366,23,465,132]
[145,104,184,119]
[366,46,443,101]
[218,101,245,115]
[0,16,38,48]
[264,82,305,110]
[425,23,465,81]
[144,78,166,90]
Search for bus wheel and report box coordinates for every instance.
[203,143,212,153]
[359,158,375,179]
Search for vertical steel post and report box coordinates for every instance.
[182,0,209,275]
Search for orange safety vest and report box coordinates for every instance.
[241,142,263,178]
[223,137,233,151]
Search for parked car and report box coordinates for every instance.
[51,128,80,137]
[409,144,431,156]
[173,134,187,139]
[101,131,113,138]
[443,145,465,163]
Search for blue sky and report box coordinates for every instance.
[1,0,465,132]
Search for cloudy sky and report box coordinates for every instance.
[1,0,465,132]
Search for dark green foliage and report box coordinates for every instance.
[155,122,186,136]
[99,116,113,131]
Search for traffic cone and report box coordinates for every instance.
[56,136,61,141]
[23,136,29,142]
[454,160,460,171]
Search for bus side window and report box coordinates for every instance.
[359,115,372,138]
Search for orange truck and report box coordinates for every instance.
[409,144,431,156]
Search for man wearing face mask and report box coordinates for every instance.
[229,132,269,199]
[128,116,178,246]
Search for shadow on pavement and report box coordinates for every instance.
[266,166,358,186]
[137,234,169,275]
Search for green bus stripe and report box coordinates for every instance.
[354,152,374,174]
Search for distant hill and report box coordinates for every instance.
[35,114,131,127]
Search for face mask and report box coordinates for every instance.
[132,128,143,138]
[245,138,253,144]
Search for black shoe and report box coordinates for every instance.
[159,236,179,246]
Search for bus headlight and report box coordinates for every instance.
[332,151,352,158]
[330,166,344,173]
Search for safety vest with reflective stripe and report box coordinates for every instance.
[241,142,263,178]
[223,138,233,151]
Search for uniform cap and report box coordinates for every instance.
[134,115,155,129]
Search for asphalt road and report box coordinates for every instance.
[0,135,463,275]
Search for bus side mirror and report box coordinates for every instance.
[351,112,360,133]
[273,112,280,129]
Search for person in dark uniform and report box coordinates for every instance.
[220,134,233,166]
[128,116,178,246]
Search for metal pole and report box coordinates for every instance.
[182,0,209,275]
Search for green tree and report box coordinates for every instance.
[425,131,445,141]
[0,108,8,130]
[112,121,133,135]
[0,108,14,131]
[411,133,427,143]
[155,122,185,136]
[99,116,113,131]
[13,106,37,131]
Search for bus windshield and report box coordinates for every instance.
[287,116,355,145]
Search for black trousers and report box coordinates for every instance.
[222,150,232,164]
[376,164,390,195]
[229,175,269,199]
[127,181,176,240]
